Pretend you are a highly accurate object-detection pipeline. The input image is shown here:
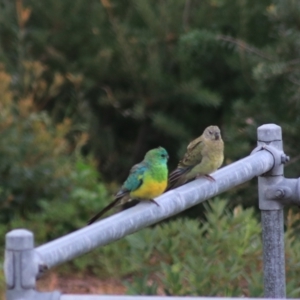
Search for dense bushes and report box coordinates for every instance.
[0,67,110,295]
[0,68,107,224]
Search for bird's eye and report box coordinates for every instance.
[209,131,213,134]
[161,154,166,158]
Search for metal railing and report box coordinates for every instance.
[4,124,300,300]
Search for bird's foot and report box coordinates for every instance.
[149,199,160,206]
[204,174,216,182]
[195,174,216,182]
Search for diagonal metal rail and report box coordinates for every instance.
[36,150,274,269]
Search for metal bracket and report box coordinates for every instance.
[252,146,285,209]
[251,144,289,176]
[265,185,293,201]
[251,145,300,208]
[264,178,300,207]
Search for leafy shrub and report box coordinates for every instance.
[0,67,110,295]
[124,200,263,296]
[9,158,109,239]
[123,200,300,297]
[0,67,76,222]
[2,197,300,297]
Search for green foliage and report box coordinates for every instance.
[0,69,105,298]
[225,0,300,180]
[10,158,109,239]
[121,200,300,297]
[1,0,300,207]
[4,0,299,209]
[0,68,94,223]
[0,0,269,183]
[124,200,263,296]
[0,66,110,290]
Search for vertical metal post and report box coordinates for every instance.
[5,229,36,300]
[257,124,286,298]
[5,229,60,300]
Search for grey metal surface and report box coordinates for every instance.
[261,211,286,298]
[263,177,300,206]
[258,176,285,210]
[61,296,289,300]
[257,124,284,176]
[5,229,61,300]
[6,229,34,250]
[5,229,35,289]
[6,290,61,300]
[36,150,274,270]
[257,124,286,298]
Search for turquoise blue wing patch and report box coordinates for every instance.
[122,162,147,192]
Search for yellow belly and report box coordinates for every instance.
[130,179,167,200]
[187,154,223,180]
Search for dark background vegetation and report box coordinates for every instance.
[1,0,300,296]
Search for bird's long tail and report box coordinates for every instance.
[87,197,122,225]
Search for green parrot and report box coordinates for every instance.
[166,125,224,191]
[88,147,169,225]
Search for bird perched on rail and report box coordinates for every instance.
[166,125,224,191]
[87,147,169,225]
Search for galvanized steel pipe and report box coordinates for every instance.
[257,124,286,298]
[36,150,274,269]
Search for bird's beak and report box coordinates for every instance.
[214,132,220,140]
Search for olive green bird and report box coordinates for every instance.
[166,125,224,191]
[88,147,169,225]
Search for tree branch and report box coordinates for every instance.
[217,34,274,61]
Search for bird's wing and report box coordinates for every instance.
[122,162,147,192]
[167,136,205,191]
[167,166,192,190]
[179,136,204,167]
[87,162,147,225]
[187,135,203,151]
